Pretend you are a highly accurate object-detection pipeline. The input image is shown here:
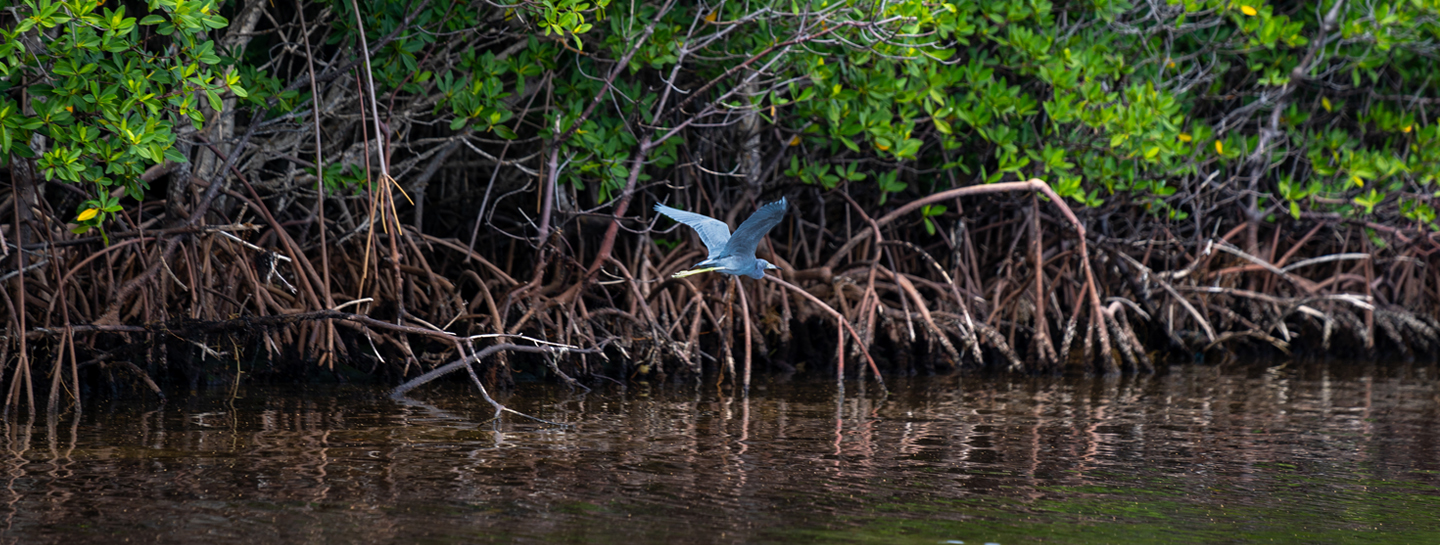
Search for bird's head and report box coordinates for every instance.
[747,259,779,279]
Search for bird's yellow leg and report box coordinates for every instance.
[672,267,721,278]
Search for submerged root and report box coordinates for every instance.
[973,322,1023,372]
[1374,310,1411,358]
[1104,303,1153,374]
[1376,307,1440,358]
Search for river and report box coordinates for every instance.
[3,361,1437,543]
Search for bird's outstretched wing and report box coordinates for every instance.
[654,203,732,259]
[723,197,787,260]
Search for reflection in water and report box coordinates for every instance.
[0,362,1437,544]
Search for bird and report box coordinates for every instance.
[654,197,787,279]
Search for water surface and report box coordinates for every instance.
[3,362,1439,543]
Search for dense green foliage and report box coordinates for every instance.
[758,0,1440,226]
[324,0,1440,230]
[2,0,245,240]
[7,0,1439,234]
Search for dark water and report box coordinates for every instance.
[3,362,1439,544]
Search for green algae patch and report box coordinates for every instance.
[766,481,1440,544]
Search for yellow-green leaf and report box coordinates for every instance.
[77,208,99,222]
[933,117,952,135]
[1240,6,1257,16]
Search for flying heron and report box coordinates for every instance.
[654,197,787,279]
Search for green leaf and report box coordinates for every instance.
[164,147,187,163]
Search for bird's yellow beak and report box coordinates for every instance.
[672,267,721,279]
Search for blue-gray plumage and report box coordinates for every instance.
[654,197,787,279]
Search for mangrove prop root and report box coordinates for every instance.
[764,275,886,391]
